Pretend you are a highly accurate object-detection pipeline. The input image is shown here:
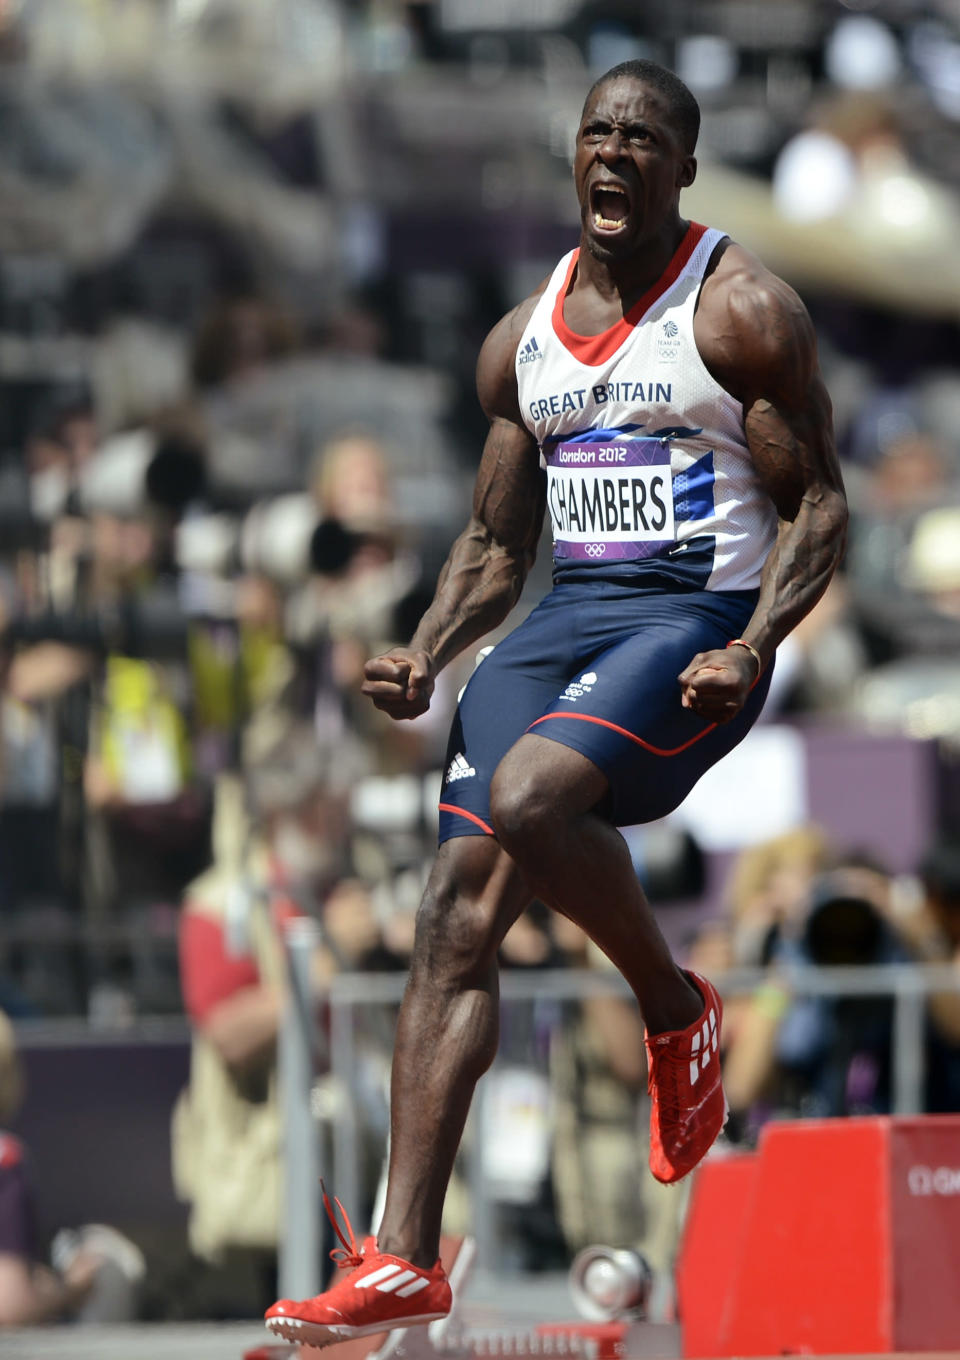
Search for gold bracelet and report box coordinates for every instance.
[726,638,762,675]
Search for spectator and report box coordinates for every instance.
[171,727,358,1316]
[769,577,869,716]
[841,430,960,660]
[295,430,447,783]
[190,298,301,392]
[305,431,421,684]
[906,506,960,625]
[311,431,395,536]
[722,863,912,1136]
[25,388,98,526]
[721,825,834,969]
[772,91,907,226]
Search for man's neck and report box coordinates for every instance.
[576,216,689,309]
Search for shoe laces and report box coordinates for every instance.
[322,1181,364,1270]
[647,1041,688,1123]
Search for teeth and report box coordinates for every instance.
[594,212,625,229]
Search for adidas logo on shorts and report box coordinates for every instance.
[446,753,476,783]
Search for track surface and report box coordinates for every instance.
[4,1322,957,1360]
[3,1272,956,1360]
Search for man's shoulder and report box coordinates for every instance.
[477,271,557,424]
[697,240,817,390]
[702,241,807,322]
[483,273,555,363]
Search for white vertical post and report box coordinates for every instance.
[279,916,322,1300]
[892,980,926,1115]
[470,1071,497,1276]
[330,990,362,1229]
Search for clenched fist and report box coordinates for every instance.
[362,648,436,720]
[678,645,760,724]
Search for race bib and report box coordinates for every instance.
[546,436,674,563]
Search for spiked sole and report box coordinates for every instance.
[266,1310,449,1348]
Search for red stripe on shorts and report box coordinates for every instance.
[438,803,495,835]
[527,710,717,757]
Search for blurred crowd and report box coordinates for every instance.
[1,0,960,1331]
[0,0,957,1013]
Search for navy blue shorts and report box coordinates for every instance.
[438,580,773,843]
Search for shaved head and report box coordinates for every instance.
[584,60,701,155]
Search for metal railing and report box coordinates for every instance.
[277,953,960,1295]
[11,946,960,1299]
[279,917,324,1300]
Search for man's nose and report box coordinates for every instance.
[596,129,627,162]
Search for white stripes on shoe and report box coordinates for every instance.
[395,1278,430,1298]
[689,1007,719,1085]
[355,1263,431,1297]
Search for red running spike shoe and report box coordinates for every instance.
[646,970,727,1185]
[265,1186,452,1349]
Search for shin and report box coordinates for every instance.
[376,836,529,1265]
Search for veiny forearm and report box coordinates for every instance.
[740,490,847,668]
[410,517,535,673]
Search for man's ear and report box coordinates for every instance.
[679,156,697,189]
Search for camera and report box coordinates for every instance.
[802,876,888,968]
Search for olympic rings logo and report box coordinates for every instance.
[584,543,606,557]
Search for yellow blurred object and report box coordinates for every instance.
[907,507,960,594]
[0,1010,24,1123]
[97,656,190,803]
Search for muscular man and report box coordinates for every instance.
[266,59,847,1347]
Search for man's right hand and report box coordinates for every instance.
[362,649,436,720]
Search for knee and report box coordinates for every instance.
[489,758,552,854]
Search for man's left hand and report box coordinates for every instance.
[678,646,759,723]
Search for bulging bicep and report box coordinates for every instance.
[713,275,843,523]
[472,417,546,557]
[471,290,550,555]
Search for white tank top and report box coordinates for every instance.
[515,222,777,592]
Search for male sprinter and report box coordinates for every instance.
[267,59,847,1347]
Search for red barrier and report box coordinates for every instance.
[675,1153,758,1358]
[677,1116,960,1356]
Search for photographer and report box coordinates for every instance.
[0,427,216,1012]
[724,864,912,1136]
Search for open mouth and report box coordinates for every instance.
[590,182,630,231]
